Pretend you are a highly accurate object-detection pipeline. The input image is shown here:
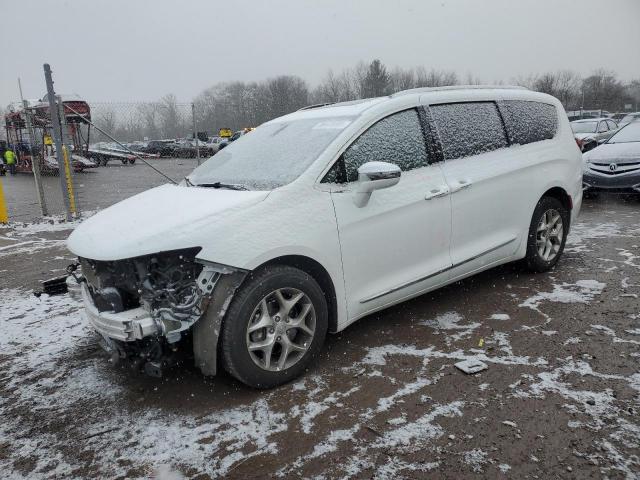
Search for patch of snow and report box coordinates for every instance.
[463,448,488,473]
[419,311,480,345]
[519,279,606,317]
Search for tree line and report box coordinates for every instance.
[91,60,640,142]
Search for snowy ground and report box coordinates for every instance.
[0,196,639,479]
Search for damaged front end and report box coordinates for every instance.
[75,248,246,377]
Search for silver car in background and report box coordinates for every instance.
[583,122,640,195]
[571,118,619,152]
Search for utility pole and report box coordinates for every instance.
[192,103,200,165]
[43,64,72,221]
[57,95,79,217]
[18,78,48,217]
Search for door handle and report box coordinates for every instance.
[425,186,450,200]
[450,179,473,194]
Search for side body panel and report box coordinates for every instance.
[331,164,452,320]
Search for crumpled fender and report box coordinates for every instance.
[192,270,247,376]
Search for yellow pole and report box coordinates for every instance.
[0,178,8,224]
[62,146,77,217]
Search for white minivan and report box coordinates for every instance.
[68,86,583,388]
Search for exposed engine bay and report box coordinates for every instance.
[75,248,245,377]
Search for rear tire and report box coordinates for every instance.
[524,196,569,272]
[221,265,328,389]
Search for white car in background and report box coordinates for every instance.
[571,118,619,152]
[68,86,582,388]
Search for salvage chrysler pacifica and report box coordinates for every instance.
[67,86,583,388]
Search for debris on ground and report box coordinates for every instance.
[454,359,488,374]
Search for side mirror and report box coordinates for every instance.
[353,161,401,207]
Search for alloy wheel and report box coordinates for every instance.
[536,208,564,261]
[245,288,316,371]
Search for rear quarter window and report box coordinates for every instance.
[502,100,558,145]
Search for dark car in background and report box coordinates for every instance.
[173,140,216,158]
[145,140,178,157]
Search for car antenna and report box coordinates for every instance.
[64,103,178,184]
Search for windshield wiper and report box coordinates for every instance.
[193,181,249,191]
[184,176,194,186]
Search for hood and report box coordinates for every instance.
[67,184,269,261]
[583,142,640,163]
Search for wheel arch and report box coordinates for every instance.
[256,255,339,334]
[541,186,572,222]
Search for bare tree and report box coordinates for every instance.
[158,94,183,139]
[389,67,416,93]
[582,69,628,112]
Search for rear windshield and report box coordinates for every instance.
[188,116,354,190]
[571,122,597,133]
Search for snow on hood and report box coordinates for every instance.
[583,142,640,163]
[67,184,269,261]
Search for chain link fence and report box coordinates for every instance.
[2,93,216,223]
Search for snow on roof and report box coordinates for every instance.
[272,85,543,124]
[390,85,527,97]
[268,97,386,123]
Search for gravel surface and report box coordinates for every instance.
[0,194,639,479]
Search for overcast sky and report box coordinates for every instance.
[1,0,639,107]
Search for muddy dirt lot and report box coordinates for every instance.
[0,196,639,479]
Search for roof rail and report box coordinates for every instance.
[297,102,336,111]
[390,85,528,98]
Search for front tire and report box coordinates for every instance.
[221,265,328,388]
[525,196,569,272]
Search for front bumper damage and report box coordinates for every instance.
[82,283,157,341]
[75,252,247,377]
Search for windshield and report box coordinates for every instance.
[607,122,640,144]
[188,116,354,190]
[620,114,640,125]
[571,121,597,133]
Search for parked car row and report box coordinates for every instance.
[567,110,640,126]
[134,140,216,158]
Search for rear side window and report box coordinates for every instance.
[502,100,558,145]
[324,108,428,183]
[431,102,508,160]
